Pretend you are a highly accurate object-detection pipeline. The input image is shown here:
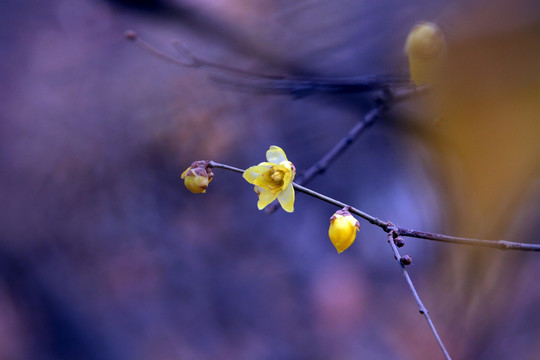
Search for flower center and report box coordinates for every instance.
[261,167,286,191]
[271,170,284,182]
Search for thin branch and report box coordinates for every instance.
[385,232,452,360]
[293,85,426,187]
[294,182,540,251]
[295,105,384,186]
[125,30,283,78]
[125,31,419,97]
[393,228,540,251]
[208,161,540,252]
[209,73,412,97]
[209,162,244,175]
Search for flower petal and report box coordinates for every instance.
[243,164,269,184]
[257,188,278,210]
[181,167,190,180]
[328,212,359,253]
[266,146,288,164]
[253,177,271,189]
[277,183,295,212]
[281,170,292,190]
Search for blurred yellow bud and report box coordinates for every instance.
[328,209,360,253]
[405,22,446,86]
[243,146,296,212]
[181,161,214,194]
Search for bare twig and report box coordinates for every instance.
[392,228,540,251]
[385,231,452,360]
[209,73,411,97]
[208,161,540,252]
[293,86,426,187]
[125,31,417,97]
[125,30,283,78]
[292,84,427,187]
[295,105,384,186]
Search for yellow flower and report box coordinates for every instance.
[404,22,446,86]
[328,209,360,253]
[243,146,296,212]
[181,161,214,194]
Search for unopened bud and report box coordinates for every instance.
[393,237,405,248]
[404,22,446,86]
[181,161,214,194]
[328,209,360,254]
[400,255,412,266]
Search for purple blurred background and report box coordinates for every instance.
[1,1,539,359]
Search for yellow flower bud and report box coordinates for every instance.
[181,161,214,194]
[405,22,446,86]
[328,209,360,253]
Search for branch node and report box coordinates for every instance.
[500,241,511,249]
[386,223,399,237]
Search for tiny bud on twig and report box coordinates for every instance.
[394,237,405,247]
[400,255,412,266]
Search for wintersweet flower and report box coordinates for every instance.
[328,209,360,253]
[181,160,214,194]
[243,146,296,212]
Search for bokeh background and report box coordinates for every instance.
[1,0,539,359]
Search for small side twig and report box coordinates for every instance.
[386,230,452,360]
[294,85,426,187]
[295,105,383,186]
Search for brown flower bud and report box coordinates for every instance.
[393,237,405,248]
[400,255,412,266]
[181,161,214,194]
